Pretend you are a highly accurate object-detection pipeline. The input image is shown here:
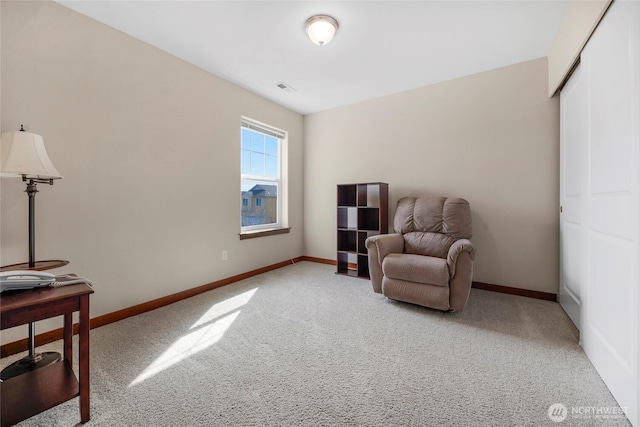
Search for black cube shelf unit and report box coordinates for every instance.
[336,182,389,278]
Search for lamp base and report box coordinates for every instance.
[0,351,61,380]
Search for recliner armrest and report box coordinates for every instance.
[366,234,404,260]
[446,239,475,277]
[365,234,404,293]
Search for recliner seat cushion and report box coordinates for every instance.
[382,253,450,287]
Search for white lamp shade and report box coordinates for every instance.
[1,130,62,179]
[305,15,338,46]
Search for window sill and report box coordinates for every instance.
[239,227,291,240]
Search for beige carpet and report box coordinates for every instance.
[1,261,630,426]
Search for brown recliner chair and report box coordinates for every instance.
[365,195,475,312]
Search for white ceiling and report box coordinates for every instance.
[56,1,570,115]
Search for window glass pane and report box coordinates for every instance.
[241,129,252,150]
[265,155,278,178]
[265,136,278,156]
[241,149,251,175]
[250,131,265,152]
[250,152,265,176]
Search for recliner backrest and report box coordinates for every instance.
[394,196,472,259]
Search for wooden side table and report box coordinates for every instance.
[0,282,94,426]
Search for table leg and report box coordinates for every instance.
[63,313,73,365]
[79,294,90,423]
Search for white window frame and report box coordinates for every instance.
[240,117,286,235]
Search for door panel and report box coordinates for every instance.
[559,63,586,330]
[579,1,639,425]
[588,233,635,368]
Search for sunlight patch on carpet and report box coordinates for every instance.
[190,288,258,329]
[129,288,258,386]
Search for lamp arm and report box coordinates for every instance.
[22,175,55,185]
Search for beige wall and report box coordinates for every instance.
[547,0,612,96]
[0,1,303,341]
[304,58,560,294]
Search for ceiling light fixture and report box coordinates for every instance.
[305,15,339,46]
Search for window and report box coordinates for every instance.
[240,118,287,236]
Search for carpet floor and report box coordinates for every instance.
[1,261,631,426]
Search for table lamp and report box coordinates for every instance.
[0,125,64,379]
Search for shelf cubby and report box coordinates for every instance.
[337,230,357,252]
[337,184,357,207]
[357,254,370,277]
[337,207,357,230]
[358,208,380,231]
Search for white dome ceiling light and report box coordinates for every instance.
[305,15,339,46]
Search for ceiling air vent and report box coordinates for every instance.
[276,82,297,93]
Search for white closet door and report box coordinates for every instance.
[580,0,639,425]
[560,63,586,331]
